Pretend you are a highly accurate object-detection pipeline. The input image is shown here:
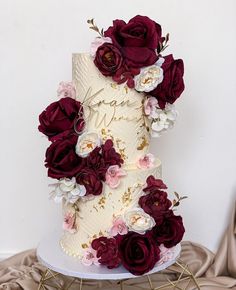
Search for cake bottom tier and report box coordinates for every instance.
[60,160,161,258]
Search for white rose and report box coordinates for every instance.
[50,177,86,204]
[75,131,101,157]
[134,62,164,93]
[124,208,155,234]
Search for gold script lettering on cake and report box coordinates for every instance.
[82,87,144,127]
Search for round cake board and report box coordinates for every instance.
[37,230,181,280]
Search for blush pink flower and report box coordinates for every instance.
[90,37,112,57]
[156,244,175,265]
[110,217,128,237]
[144,97,158,118]
[105,165,126,188]
[63,212,76,233]
[81,247,100,266]
[57,82,76,99]
[137,153,155,169]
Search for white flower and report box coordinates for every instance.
[151,104,178,137]
[124,208,155,234]
[134,59,164,92]
[75,131,101,157]
[50,177,86,204]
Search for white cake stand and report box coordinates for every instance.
[37,230,181,281]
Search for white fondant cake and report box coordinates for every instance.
[60,54,162,257]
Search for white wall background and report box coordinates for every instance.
[0,0,236,257]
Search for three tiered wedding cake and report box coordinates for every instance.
[38,15,185,275]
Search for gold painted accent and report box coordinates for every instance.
[110,83,117,89]
[137,136,149,150]
[98,196,106,209]
[99,230,103,236]
[122,187,132,206]
[93,205,98,212]
[81,243,88,249]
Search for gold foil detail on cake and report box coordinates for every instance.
[137,136,149,150]
[82,243,88,249]
[98,196,106,209]
[122,187,132,206]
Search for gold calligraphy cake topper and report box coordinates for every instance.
[81,87,145,128]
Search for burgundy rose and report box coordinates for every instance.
[151,210,185,248]
[143,175,168,193]
[76,168,103,196]
[116,232,160,275]
[38,97,84,142]
[45,135,84,179]
[150,54,185,109]
[94,43,123,77]
[92,237,121,269]
[101,139,123,167]
[104,15,163,68]
[139,176,172,224]
[139,190,172,225]
[85,147,107,181]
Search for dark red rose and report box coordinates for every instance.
[150,54,185,109]
[94,43,123,77]
[151,210,185,248]
[101,139,123,167]
[104,15,163,68]
[92,237,121,269]
[139,190,172,225]
[38,97,84,142]
[143,175,168,193]
[76,168,103,196]
[45,135,84,179]
[139,176,172,225]
[116,232,160,275]
[85,147,107,181]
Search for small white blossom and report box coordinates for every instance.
[50,177,86,204]
[151,104,178,137]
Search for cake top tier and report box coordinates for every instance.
[73,53,150,165]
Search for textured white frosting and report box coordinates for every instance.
[60,53,162,258]
[72,53,151,164]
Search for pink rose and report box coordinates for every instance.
[110,217,128,237]
[63,212,76,233]
[144,97,158,117]
[137,153,155,169]
[81,247,100,266]
[57,82,76,99]
[90,37,112,57]
[105,165,126,188]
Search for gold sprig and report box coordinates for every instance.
[87,18,104,37]
[172,191,187,208]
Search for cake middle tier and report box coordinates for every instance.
[72,53,151,165]
[60,159,161,258]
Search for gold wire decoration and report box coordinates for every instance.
[38,259,200,290]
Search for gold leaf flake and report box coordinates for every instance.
[82,243,88,249]
[137,136,149,150]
